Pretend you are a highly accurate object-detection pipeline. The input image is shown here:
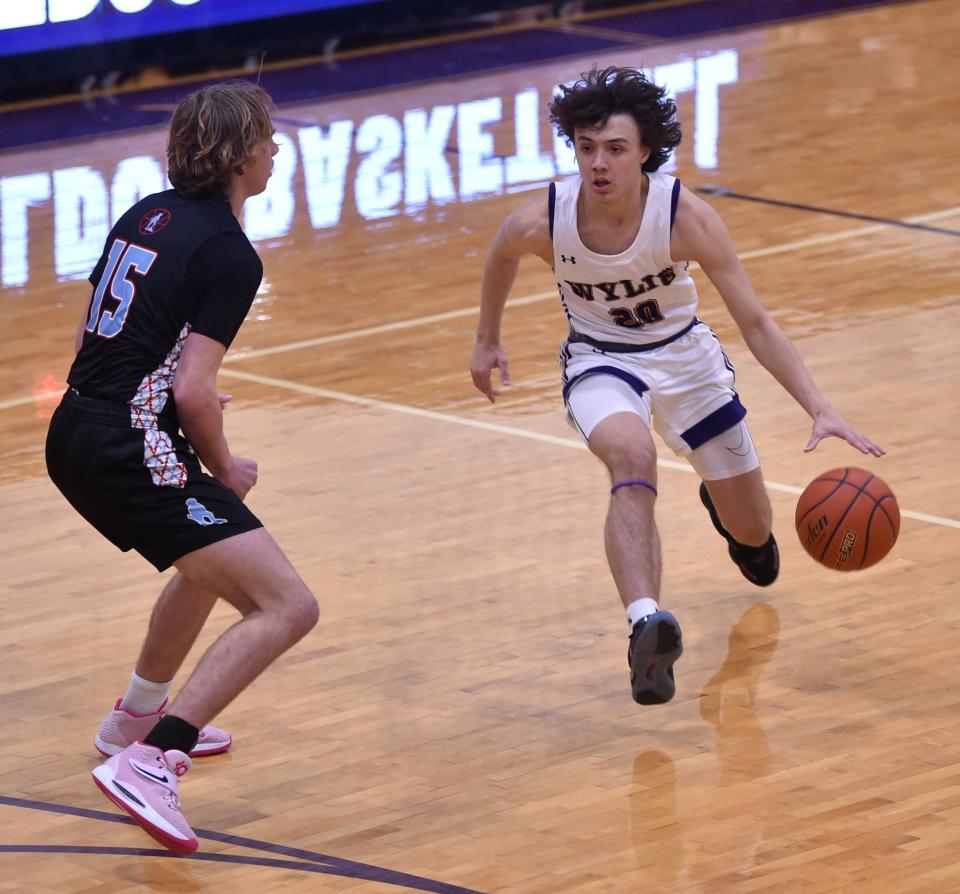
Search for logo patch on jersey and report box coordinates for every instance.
[185,498,228,526]
[139,208,171,236]
[561,254,577,264]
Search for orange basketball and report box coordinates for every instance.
[795,468,900,571]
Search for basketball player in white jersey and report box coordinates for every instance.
[469,67,883,705]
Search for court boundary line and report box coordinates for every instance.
[215,366,960,531]
[697,186,960,237]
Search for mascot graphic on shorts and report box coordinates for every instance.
[185,498,227,526]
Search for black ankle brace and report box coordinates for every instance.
[144,714,200,755]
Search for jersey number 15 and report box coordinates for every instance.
[85,238,158,338]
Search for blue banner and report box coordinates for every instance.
[0,0,380,57]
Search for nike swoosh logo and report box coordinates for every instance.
[724,424,750,456]
[112,780,146,808]
[132,762,169,785]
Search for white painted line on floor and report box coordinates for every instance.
[218,366,960,530]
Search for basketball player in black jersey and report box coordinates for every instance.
[470,67,883,707]
[46,82,318,855]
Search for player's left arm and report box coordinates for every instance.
[671,188,884,456]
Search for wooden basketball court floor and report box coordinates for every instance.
[1,0,959,890]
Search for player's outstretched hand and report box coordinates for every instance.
[470,340,511,403]
[804,407,885,457]
[225,456,258,499]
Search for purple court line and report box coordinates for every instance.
[696,186,960,238]
[0,795,486,894]
[0,845,376,875]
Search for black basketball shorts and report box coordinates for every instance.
[46,390,263,572]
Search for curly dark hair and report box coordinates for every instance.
[167,80,274,198]
[548,66,682,172]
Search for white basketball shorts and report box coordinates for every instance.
[559,321,761,481]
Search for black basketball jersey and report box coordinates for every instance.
[68,189,262,418]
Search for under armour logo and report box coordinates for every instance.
[561,254,577,264]
[185,498,227,526]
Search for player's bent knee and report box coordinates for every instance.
[296,595,320,638]
[279,590,319,643]
[602,442,657,482]
[589,425,655,478]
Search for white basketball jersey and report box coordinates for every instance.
[551,171,699,343]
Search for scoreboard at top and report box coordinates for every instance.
[0,0,377,56]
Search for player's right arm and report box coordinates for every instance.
[470,192,553,402]
[173,332,258,499]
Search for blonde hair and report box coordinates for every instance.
[167,81,273,198]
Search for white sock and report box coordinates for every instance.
[626,597,660,630]
[119,672,172,715]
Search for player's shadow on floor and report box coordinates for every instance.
[699,601,780,782]
[628,602,780,884]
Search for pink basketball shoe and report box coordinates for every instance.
[95,699,231,758]
[92,742,198,855]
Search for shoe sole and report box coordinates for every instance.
[91,766,198,856]
[630,613,684,705]
[95,736,232,759]
[727,542,779,587]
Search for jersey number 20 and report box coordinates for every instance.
[85,238,158,338]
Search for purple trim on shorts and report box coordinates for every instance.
[562,365,648,405]
[681,396,747,450]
